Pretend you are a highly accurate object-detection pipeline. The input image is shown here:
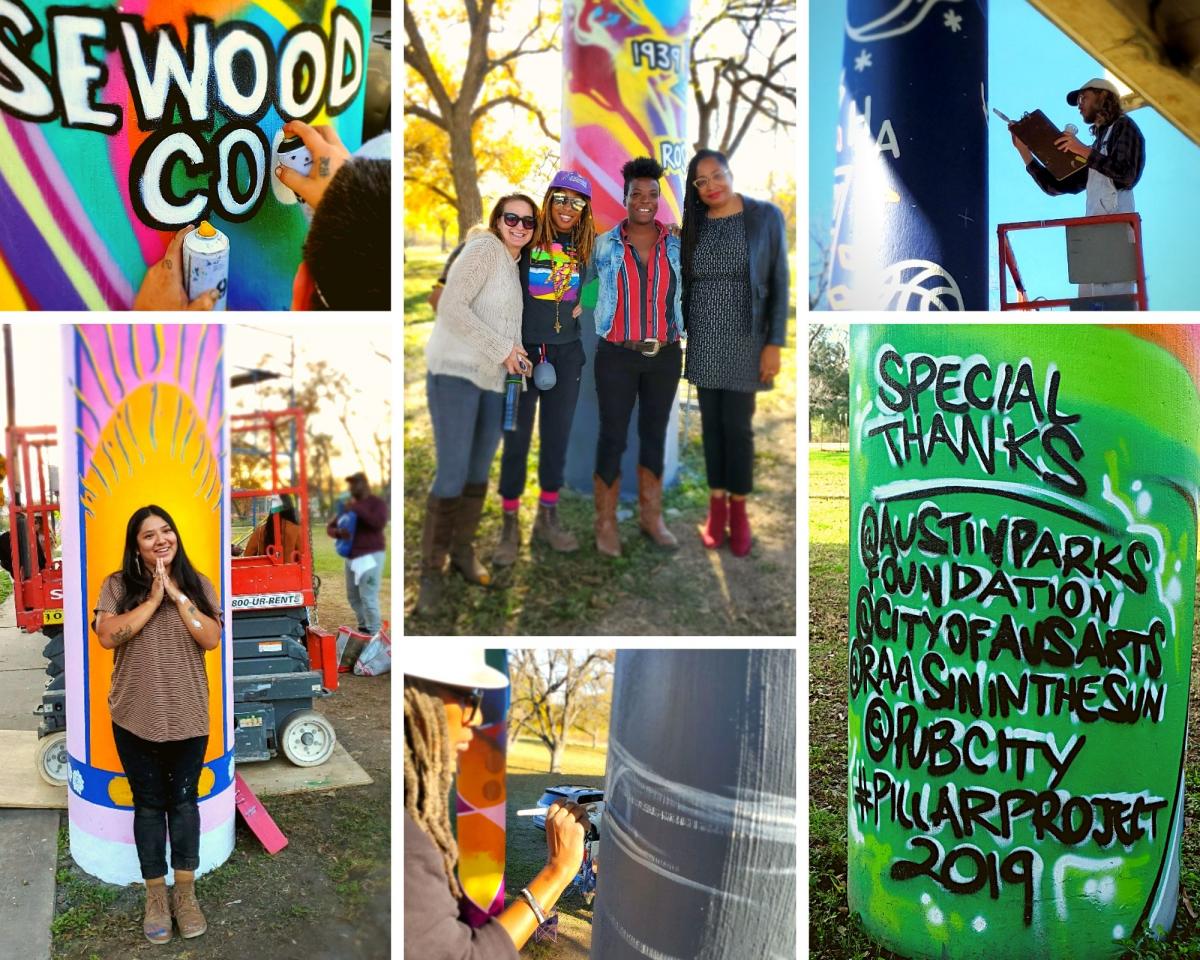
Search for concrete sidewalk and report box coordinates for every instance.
[0,592,44,731]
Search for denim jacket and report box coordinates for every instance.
[591,222,684,340]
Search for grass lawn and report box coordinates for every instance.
[403,245,797,636]
[808,448,1200,960]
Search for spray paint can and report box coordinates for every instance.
[276,136,313,220]
[182,221,229,311]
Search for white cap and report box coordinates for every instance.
[404,647,508,690]
[1067,78,1119,105]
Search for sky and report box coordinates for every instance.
[0,323,391,487]
[809,2,1200,310]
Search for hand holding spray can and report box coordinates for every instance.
[276,135,314,220]
[182,221,229,311]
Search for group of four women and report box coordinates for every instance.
[416,151,789,615]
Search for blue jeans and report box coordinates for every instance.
[345,550,387,633]
[426,373,504,498]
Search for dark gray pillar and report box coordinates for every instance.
[829,0,989,310]
[592,649,796,958]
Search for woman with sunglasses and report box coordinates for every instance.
[405,649,592,957]
[680,149,789,557]
[494,171,596,566]
[415,195,538,616]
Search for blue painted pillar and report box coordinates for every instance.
[829,0,988,310]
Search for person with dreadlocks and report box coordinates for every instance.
[494,171,596,566]
[680,149,789,558]
[405,649,592,956]
[93,505,222,944]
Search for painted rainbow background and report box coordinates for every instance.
[0,0,368,310]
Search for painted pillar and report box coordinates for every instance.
[0,0,370,310]
[63,325,231,885]
[457,649,509,926]
[561,0,689,496]
[848,325,1199,958]
[592,649,796,958]
[829,1,988,310]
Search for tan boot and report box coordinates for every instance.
[492,509,521,567]
[449,482,491,585]
[637,465,678,550]
[143,879,172,944]
[593,474,621,558]
[413,493,458,617]
[533,501,579,552]
[171,872,207,939]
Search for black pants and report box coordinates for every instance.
[112,723,208,879]
[499,340,586,499]
[698,387,757,495]
[594,339,682,485]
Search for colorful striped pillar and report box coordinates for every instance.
[829,0,988,310]
[560,0,690,495]
[0,0,370,310]
[848,325,1198,957]
[63,325,232,885]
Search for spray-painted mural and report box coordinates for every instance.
[560,0,689,231]
[63,324,231,885]
[0,0,369,309]
[829,0,988,310]
[848,325,1198,958]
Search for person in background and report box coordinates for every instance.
[680,149,789,557]
[327,472,389,668]
[242,495,302,561]
[494,171,594,566]
[428,240,468,313]
[590,157,684,558]
[413,194,535,617]
[405,648,591,957]
[0,512,49,579]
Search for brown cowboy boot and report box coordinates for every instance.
[533,500,579,552]
[143,879,172,944]
[413,493,458,616]
[637,465,678,550]
[593,474,621,557]
[170,871,207,939]
[449,482,491,585]
[492,509,521,567]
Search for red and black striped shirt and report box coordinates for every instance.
[605,221,678,344]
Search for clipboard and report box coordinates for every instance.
[1008,109,1088,180]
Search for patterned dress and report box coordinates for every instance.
[683,212,766,393]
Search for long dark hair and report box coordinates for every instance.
[116,505,218,618]
[262,495,298,553]
[680,149,731,316]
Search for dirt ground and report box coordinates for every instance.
[50,579,392,960]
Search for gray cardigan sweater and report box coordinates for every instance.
[425,230,523,393]
[404,813,519,959]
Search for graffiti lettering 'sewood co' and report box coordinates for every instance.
[849,325,1200,960]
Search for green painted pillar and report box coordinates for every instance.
[848,325,1198,958]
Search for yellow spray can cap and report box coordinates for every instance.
[197,221,216,238]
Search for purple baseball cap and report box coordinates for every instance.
[548,170,592,199]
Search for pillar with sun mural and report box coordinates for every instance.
[62,325,232,885]
[828,0,988,310]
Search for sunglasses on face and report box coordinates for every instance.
[458,688,484,724]
[551,193,588,211]
[692,169,730,190]
[502,212,537,229]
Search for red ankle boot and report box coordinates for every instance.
[729,497,751,557]
[699,494,728,549]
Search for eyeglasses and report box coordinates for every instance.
[551,194,588,211]
[457,688,484,724]
[502,212,537,229]
[692,169,730,190]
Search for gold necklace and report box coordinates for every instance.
[549,251,575,335]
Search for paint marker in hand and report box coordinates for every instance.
[517,807,549,817]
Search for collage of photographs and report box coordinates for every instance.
[0,0,1198,959]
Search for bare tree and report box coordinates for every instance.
[509,649,615,772]
[405,0,559,240]
[690,0,796,158]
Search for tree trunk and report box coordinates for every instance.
[549,739,565,774]
[449,115,484,243]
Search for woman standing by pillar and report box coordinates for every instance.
[681,149,789,557]
[415,195,536,615]
[94,506,222,943]
[494,172,595,566]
